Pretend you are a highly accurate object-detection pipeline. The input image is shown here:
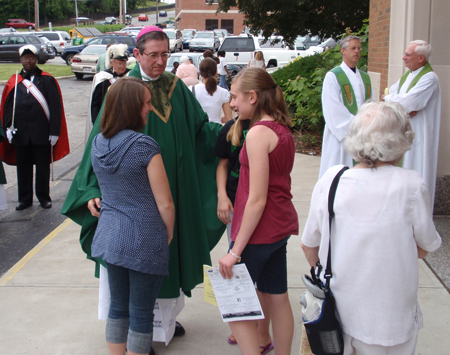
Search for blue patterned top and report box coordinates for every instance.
[91,129,169,275]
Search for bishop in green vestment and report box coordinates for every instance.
[61,28,225,300]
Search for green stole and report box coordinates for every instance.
[399,62,433,92]
[331,66,371,115]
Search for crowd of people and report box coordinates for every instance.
[0,26,443,355]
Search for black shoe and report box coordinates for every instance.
[16,203,32,211]
[149,347,156,355]
[40,202,52,209]
[174,321,185,337]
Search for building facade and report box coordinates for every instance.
[175,0,245,34]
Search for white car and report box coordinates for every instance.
[189,31,220,52]
[163,29,183,52]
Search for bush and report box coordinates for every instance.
[273,20,369,132]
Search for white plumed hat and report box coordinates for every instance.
[105,44,129,69]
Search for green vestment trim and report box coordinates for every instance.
[399,62,433,93]
[331,66,371,115]
[62,66,225,298]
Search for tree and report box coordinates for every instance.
[215,0,370,45]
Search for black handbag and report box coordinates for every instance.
[301,166,348,355]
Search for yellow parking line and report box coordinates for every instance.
[0,218,72,286]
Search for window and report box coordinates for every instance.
[10,36,25,45]
[0,37,8,45]
[206,0,219,3]
[220,38,255,52]
[205,19,218,31]
[121,38,134,46]
[221,19,233,35]
[42,33,59,41]
[28,36,41,44]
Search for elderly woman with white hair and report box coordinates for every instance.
[301,101,441,354]
[175,55,199,86]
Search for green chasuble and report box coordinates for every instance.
[61,66,225,298]
[0,125,6,184]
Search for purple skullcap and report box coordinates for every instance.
[137,26,164,41]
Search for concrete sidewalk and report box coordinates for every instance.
[0,154,449,355]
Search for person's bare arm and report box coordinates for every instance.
[216,158,233,224]
[221,101,232,124]
[87,198,101,217]
[147,154,175,245]
[418,246,428,259]
[301,243,319,267]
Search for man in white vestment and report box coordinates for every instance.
[319,35,373,178]
[384,40,441,207]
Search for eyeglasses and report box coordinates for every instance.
[141,51,171,60]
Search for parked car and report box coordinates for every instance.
[163,29,183,52]
[5,19,35,30]
[104,17,117,25]
[0,34,51,64]
[189,31,220,52]
[118,26,144,37]
[165,52,204,74]
[159,11,167,17]
[36,35,56,59]
[94,20,108,25]
[214,30,226,45]
[181,29,196,49]
[61,34,136,65]
[71,44,107,79]
[219,35,305,69]
[32,31,72,54]
[296,34,321,49]
[138,14,148,21]
[0,28,17,34]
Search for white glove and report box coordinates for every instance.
[49,135,59,146]
[6,128,14,143]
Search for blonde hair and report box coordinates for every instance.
[255,51,264,61]
[226,68,291,146]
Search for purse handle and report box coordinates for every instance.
[324,166,349,290]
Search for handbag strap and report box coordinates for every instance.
[324,166,349,289]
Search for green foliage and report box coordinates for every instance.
[0,64,72,81]
[216,0,369,46]
[43,24,126,33]
[273,21,369,132]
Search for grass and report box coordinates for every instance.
[0,64,73,81]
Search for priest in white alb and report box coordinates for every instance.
[384,40,441,207]
[319,35,373,178]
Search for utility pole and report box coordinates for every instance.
[119,0,123,24]
[156,0,159,24]
[75,0,79,26]
[34,0,39,29]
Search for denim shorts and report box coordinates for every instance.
[230,235,290,294]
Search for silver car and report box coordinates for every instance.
[32,31,72,54]
[163,29,184,53]
[189,31,220,52]
[71,44,107,79]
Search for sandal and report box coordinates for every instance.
[228,335,238,345]
[260,342,274,355]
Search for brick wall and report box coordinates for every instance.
[368,0,391,91]
[176,0,245,34]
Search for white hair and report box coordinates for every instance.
[344,102,415,168]
[411,40,432,61]
[340,35,361,50]
[180,55,189,63]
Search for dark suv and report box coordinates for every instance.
[0,34,52,64]
[61,34,136,65]
[5,19,35,30]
